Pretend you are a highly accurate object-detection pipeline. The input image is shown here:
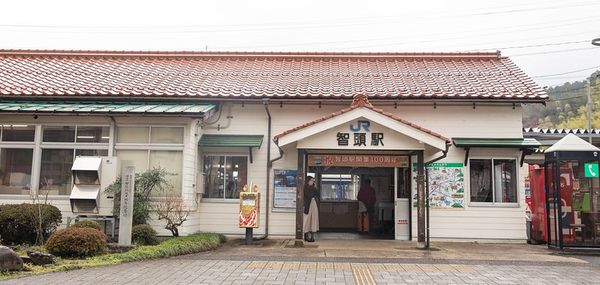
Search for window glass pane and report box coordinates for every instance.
[117,127,149,143]
[76,126,109,143]
[224,156,247,199]
[116,150,148,174]
[203,156,247,199]
[494,159,517,203]
[149,150,182,195]
[1,125,35,142]
[321,174,358,201]
[0,148,33,194]
[75,149,108,157]
[43,126,75,142]
[203,156,225,198]
[151,127,184,144]
[470,159,492,202]
[40,149,74,195]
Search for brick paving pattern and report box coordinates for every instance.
[3,257,600,285]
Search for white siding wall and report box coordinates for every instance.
[0,102,528,240]
[410,147,527,240]
[195,102,527,240]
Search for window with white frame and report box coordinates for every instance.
[203,155,248,199]
[115,126,184,196]
[469,158,517,203]
[0,124,110,196]
[0,124,35,195]
[40,125,109,195]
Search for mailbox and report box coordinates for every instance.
[239,185,260,228]
[69,156,118,215]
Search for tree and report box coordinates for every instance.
[154,195,190,237]
[105,167,174,225]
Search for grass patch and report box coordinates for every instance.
[0,232,225,281]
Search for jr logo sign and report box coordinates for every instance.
[350,120,370,132]
[337,120,384,147]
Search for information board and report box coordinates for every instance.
[273,169,297,208]
[412,163,465,209]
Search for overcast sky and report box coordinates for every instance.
[1,0,599,87]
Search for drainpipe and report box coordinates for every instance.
[108,116,117,157]
[271,141,284,165]
[256,98,272,240]
[424,142,451,249]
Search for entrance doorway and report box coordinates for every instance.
[307,165,411,240]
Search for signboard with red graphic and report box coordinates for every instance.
[528,165,546,243]
[239,187,260,228]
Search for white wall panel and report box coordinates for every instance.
[1,101,528,240]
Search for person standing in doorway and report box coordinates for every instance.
[303,176,320,242]
[358,178,376,232]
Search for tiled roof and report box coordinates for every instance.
[0,50,547,101]
[273,94,451,143]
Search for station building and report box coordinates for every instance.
[0,50,547,241]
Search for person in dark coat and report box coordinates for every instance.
[303,176,319,242]
[357,178,376,232]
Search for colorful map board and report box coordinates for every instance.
[412,163,465,209]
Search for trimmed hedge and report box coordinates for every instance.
[0,203,62,245]
[71,220,102,231]
[0,233,225,281]
[131,224,159,245]
[46,227,108,258]
[93,233,225,263]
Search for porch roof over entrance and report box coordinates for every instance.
[273,94,450,151]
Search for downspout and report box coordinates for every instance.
[108,116,117,157]
[193,118,203,207]
[424,142,450,249]
[271,141,284,165]
[256,98,273,240]
[106,116,117,201]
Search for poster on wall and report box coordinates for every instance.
[274,169,297,208]
[412,163,465,209]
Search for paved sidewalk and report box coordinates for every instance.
[197,239,588,265]
[2,239,600,285]
[3,257,599,285]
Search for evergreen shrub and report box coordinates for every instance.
[131,224,159,245]
[71,220,102,231]
[0,204,62,245]
[46,227,107,258]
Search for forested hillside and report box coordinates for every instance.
[523,71,600,128]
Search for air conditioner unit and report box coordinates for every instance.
[69,156,119,215]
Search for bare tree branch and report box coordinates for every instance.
[154,195,190,237]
